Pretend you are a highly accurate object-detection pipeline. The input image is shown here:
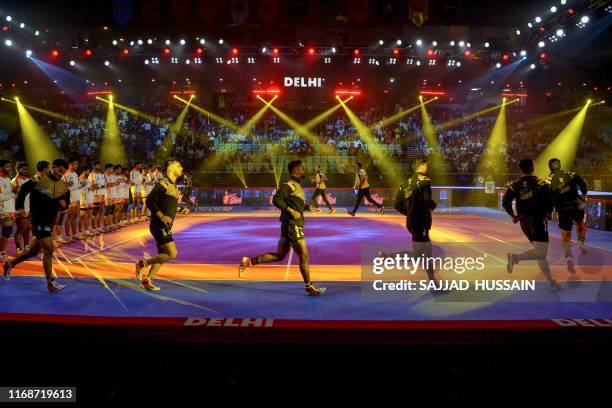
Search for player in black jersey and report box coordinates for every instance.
[547,158,588,274]
[238,160,326,296]
[394,157,438,282]
[503,159,560,289]
[134,159,183,291]
[3,159,70,293]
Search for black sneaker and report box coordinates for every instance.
[346,209,355,217]
[379,206,384,215]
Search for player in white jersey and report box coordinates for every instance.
[141,164,154,220]
[11,162,31,254]
[62,159,81,242]
[129,162,143,223]
[89,161,106,234]
[79,168,94,236]
[114,165,129,226]
[103,163,119,231]
[0,160,16,261]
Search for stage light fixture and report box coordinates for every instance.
[180,39,186,45]
[331,47,336,53]
[4,39,12,47]
[516,30,520,35]
[261,47,267,53]
[163,48,170,55]
[393,48,400,55]
[273,48,279,55]
[456,61,461,67]
[147,39,153,44]
[530,63,536,69]
[69,60,75,66]
[396,40,402,46]
[458,40,465,47]
[35,30,39,36]
[415,60,421,66]
[324,57,331,64]
[308,47,315,55]
[484,42,490,47]
[112,40,118,45]
[5,16,11,22]
[185,59,190,64]
[556,29,564,36]
[247,57,255,64]
[432,41,438,46]
[538,41,545,47]
[232,48,238,55]
[218,39,224,44]
[467,42,471,47]
[25,50,32,57]
[273,56,280,64]
[464,50,471,57]
[581,16,589,23]
[378,40,384,45]
[19,22,25,29]
[416,39,423,46]
[353,57,361,64]
[551,6,557,13]
[496,62,501,68]
[165,39,171,45]
[520,50,527,56]
[51,49,59,57]
[450,41,455,46]
[354,49,360,55]
[535,16,542,23]
[561,0,566,4]
[406,58,413,65]
[137,39,143,45]
[199,39,205,45]
[528,22,533,28]
[144,59,149,65]
[130,41,134,46]
[194,57,202,64]
[151,57,159,64]
[196,48,203,54]
[104,60,110,66]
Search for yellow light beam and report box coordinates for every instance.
[237,95,277,136]
[477,98,511,178]
[100,97,128,165]
[420,99,450,178]
[534,101,591,178]
[302,98,351,130]
[156,97,192,162]
[257,95,335,155]
[96,96,166,126]
[2,97,78,122]
[337,96,402,187]
[433,100,513,133]
[371,98,436,130]
[15,99,62,169]
[175,95,239,132]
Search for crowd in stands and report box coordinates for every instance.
[0,98,610,184]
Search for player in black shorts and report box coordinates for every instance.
[238,160,326,296]
[134,159,183,291]
[394,157,438,282]
[3,159,70,293]
[310,164,335,214]
[547,158,588,274]
[503,159,559,289]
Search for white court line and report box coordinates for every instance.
[68,232,148,262]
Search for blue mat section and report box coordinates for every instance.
[1,276,611,321]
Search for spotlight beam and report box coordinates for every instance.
[156,99,192,162]
[15,99,62,169]
[337,96,402,187]
[174,95,239,132]
[100,97,127,165]
[371,98,436,129]
[2,97,78,122]
[534,101,591,178]
[477,99,510,178]
[420,99,450,179]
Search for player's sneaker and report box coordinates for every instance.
[15,248,23,256]
[578,240,588,255]
[140,279,160,291]
[379,206,385,215]
[346,209,355,217]
[3,260,12,281]
[47,280,66,293]
[507,253,518,273]
[313,208,322,213]
[328,208,336,214]
[566,256,576,275]
[305,283,326,296]
[238,257,252,278]
[135,260,145,281]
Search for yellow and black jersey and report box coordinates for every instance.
[546,169,588,212]
[314,171,327,190]
[273,176,307,227]
[15,174,69,225]
[146,177,180,229]
[395,172,436,219]
[354,168,369,189]
[502,175,553,219]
